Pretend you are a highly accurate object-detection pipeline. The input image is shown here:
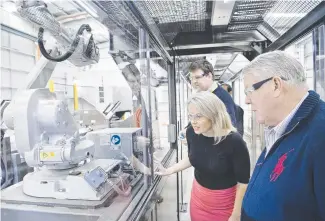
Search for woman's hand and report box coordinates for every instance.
[155,165,174,176]
[228,213,241,221]
[142,166,152,175]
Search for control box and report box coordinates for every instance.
[86,128,142,162]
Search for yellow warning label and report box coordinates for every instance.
[40,152,55,160]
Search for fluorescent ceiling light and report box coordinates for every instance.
[268,13,307,18]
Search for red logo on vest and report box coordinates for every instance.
[270,149,294,182]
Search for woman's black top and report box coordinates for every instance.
[186,126,250,190]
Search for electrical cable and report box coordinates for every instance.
[38,24,92,62]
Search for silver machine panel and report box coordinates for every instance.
[86,128,143,162]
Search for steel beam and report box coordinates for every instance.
[265,1,325,52]
[175,47,250,56]
[174,41,252,50]
[0,24,37,42]
[173,30,266,46]
[257,21,280,42]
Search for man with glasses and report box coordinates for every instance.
[178,60,238,144]
[241,51,325,221]
[188,60,237,126]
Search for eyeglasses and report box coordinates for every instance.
[244,77,287,95]
[188,114,203,122]
[189,73,207,82]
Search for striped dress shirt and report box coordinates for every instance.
[264,92,309,157]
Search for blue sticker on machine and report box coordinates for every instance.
[111,134,121,145]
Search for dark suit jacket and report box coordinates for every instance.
[235,104,244,136]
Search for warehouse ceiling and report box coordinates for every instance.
[2,0,323,82]
[83,0,322,82]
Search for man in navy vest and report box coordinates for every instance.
[222,83,244,137]
[188,60,237,126]
[241,51,325,221]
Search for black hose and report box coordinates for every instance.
[38,24,92,62]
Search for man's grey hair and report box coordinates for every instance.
[242,51,306,86]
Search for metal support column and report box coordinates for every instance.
[144,29,154,183]
[139,27,151,188]
[145,28,157,221]
[313,23,325,100]
[167,59,178,149]
[168,57,179,221]
[179,70,187,213]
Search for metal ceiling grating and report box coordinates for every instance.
[94,1,139,47]
[228,23,260,32]
[143,0,210,43]
[262,0,323,36]
[143,1,209,24]
[229,1,322,41]
[257,21,280,42]
[132,1,170,48]
[230,1,276,22]
[93,0,172,57]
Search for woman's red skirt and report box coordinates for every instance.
[190,179,236,221]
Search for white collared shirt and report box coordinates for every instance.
[264,92,309,157]
[208,82,218,93]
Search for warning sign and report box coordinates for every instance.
[40,152,55,160]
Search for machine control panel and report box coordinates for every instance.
[86,128,142,162]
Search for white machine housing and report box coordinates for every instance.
[3,88,127,200]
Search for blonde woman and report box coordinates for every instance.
[157,91,250,221]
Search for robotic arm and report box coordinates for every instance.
[17,0,99,66]
[2,1,100,168]
[4,89,94,170]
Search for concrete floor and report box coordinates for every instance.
[156,169,194,221]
